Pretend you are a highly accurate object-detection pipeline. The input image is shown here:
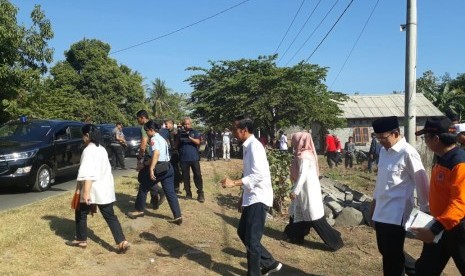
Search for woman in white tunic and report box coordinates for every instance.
[65,124,130,253]
[284,132,343,251]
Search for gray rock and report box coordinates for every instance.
[334,206,364,227]
[326,200,344,215]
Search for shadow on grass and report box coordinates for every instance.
[114,192,172,220]
[140,231,245,276]
[42,215,118,253]
[215,211,336,252]
[215,193,240,211]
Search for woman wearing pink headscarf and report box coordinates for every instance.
[284,131,343,251]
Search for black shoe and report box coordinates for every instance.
[158,191,166,207]
[186,193,193,200]
[150,196,159,210]
[261,261,282,276]
[197,194,205,203]
[168,217,183,225]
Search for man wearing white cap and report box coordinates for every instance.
[455,123,465,148]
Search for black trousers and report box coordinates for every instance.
[75,202,125,245]
[238,203,276,276]
[110,145,125,168]
[180,160,203,196]
[284,216,344,251]
[416,222,465,275]
[375,221,406,276]
[170,151,182,191]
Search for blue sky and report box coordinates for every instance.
[11,0,465,95]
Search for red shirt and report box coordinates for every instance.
[326,134,336,152]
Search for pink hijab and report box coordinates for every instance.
[290,132,319,182]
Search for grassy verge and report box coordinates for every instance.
[0,157,457,275]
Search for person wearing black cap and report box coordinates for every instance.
[368,116,430,276]
[411,117,465,275]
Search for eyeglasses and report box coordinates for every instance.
[376,133,393,141]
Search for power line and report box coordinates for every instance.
[274,0,306,54]
[304,0,355,63]
[277,0,323,64]
[110,0,251,55]
[330,0,381,89]
[285,0,340,66]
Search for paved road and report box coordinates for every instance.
[0,158,137,212]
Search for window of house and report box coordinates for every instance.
[353,127,370,144]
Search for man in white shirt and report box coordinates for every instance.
[369,116,430,276]
[278,130,288,151]
[221,115,282,276]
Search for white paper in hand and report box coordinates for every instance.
[405,208,443,243]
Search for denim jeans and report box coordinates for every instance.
[75,202,125,244]
[238,203,276,276]
[135,163,181,219]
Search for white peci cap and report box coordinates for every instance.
[455,123,465,133]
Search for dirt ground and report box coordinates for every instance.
[0,157,460,275]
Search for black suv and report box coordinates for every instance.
[123,126,141,157]
[0,119,84,191]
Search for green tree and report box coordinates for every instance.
[186,55,347,137]
[0,1,54,123]
[147,77,190,122]
[417,70,465,119]
[43,38,148,124]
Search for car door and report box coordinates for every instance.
[53,123,83,175]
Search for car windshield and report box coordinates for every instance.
[0,121,53,141]
[124,127,141,138]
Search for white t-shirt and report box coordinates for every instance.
[222,131,232,144]
[77,143,116,204]
[279,134,288,150]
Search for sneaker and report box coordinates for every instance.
[197,193,205,203]
[261,262,282,276]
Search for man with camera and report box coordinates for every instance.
[177,117,205,203]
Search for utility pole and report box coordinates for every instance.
[404,0,417,145]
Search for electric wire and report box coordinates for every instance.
[304,0,355,63]
[330,0,381,90]
[277,0,323,64]
[274,0,306,54]
[284,0,340,66]
[110,0,251,55]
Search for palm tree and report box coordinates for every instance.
[148,78,171,118]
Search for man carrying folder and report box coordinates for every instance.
[413,117,465,275]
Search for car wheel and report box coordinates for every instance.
[32,164,52,192]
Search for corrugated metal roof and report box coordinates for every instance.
[339,94,444,119]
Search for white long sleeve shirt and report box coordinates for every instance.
[241,135,273,207]
[372,137,430,226]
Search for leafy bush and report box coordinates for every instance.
[267,149,292,213]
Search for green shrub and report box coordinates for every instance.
[267,149,293,213]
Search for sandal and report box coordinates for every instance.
[126,211,144,219]
[65,240,87,249]
[118,240,130,253]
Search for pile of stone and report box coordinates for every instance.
[319,176,373,227]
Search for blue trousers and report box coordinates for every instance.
[135,164,181,219]
[238,202,276,276]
